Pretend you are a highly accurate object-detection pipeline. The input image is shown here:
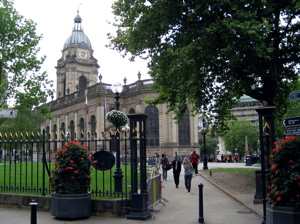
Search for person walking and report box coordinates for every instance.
[172,150,182,162]
[160,154,169,181]
[182,157,193,194]
[172,155,181,188]
[190,150,199,176]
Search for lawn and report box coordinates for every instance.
[0,161,134,198]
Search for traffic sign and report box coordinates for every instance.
[0,108,18,119]
[285,126,300,136]
[282,116,300,127]
[289,90,300,101]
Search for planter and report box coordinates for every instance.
[51,192,91,219]
[266,203,300,224]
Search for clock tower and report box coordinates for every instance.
[56,11,99,98]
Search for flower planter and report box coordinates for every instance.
[266,204,300,224]
[51,192,91,219]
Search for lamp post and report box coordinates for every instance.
[201,118,208,170]
[111,82,124,192]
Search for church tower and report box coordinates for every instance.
[55,11,99,98]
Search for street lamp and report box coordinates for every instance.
[111,82,124,192]
[200,118,208,170]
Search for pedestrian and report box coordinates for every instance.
[160,153,169,181]
[190,150,199,175]
[182,157,193,194]
[172,155,181,188]
[173,150,182,162]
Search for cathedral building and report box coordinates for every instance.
[42,12,199,158]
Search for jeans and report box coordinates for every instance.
[192,163,198,174]
[184,174,192,192]
[162,168,167,180]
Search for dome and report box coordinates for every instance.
[63,12,92,50]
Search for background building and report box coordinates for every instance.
[42,12,199,158]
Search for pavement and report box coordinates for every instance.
[0,162,264,224]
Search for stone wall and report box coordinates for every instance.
[0,193,126,217]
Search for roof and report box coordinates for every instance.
[63,12,92,50]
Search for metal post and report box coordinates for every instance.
[30,200,38,224]
[203,132,208,169]
[113,92,123,192]
[198,184,204,223]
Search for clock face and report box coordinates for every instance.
[79,50,87,59]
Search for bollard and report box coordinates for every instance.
[198,183,204,224]
[29,199,38,224]
[210,170,212,176]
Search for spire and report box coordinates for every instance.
[74,10,83,31]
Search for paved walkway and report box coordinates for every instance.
[0,162,264,224]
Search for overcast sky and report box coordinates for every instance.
[13,0,150,95]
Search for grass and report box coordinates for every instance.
[0,161,137,199]
[202,168,257,175]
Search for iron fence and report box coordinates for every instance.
[0,130,134,202]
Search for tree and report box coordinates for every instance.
[0,0,54,118]
[221,120,259,156]
[198,136,218,161]
[0,110,45,134]
[109,0,300,134]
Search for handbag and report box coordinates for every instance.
[166,162,173,170]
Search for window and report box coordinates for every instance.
[79,76,87,90]
[91,115,96,138]
[80,118,85,138]
[70,120,75,140]
[178,109,190,145]
[145,106,159,146]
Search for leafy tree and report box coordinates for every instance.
[221,120,259,156]
[0,0,54,120]
[0,110,45,134]
[109,0,300,134]
[198,136,218,161]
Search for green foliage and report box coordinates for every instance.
[198,136,218,158]
[0,110,45,134]
[268,136,300,208]
[109,0,300,134]
[0,0,54,115]
[106,110,128,127]
[51,141,93,194]
[220,120,259,155]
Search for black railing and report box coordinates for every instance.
[0,130,133,200]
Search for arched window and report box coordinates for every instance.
[178,109,190,146]
[79,76,87,90]
[46,126,50,138]
[91,115,96,138]
[129,108,135,114]
[79,118,85,137]
[53,124,57,138]
[70,120,75,140]
[145,106,159,146]
[61,122,65,133]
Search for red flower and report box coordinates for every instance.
[70,160,74,163]
[275,191,280,195]
[66,167,74,170]
[74,170,78,173]
[93,160,98,164]
[276,196,281,201]
[273,146,281,152]
[271,164,277,169]
[275,170,280,174]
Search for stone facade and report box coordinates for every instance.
[42,12,199,158]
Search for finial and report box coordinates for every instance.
[123,77,127,85]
